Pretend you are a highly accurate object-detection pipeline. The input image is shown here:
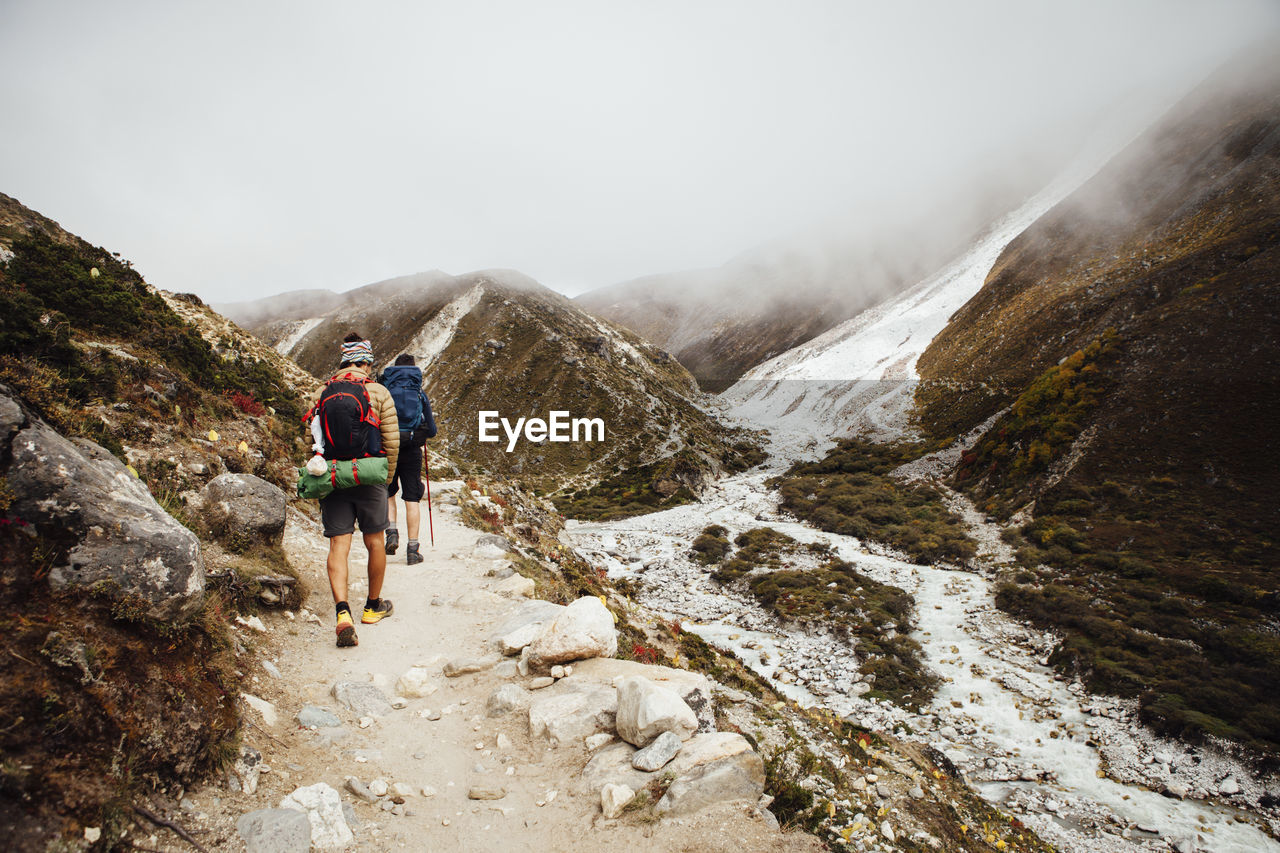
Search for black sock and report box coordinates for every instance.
[336,601,351,617]
[366,597,380,609]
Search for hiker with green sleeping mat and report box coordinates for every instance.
[378,353,437,565]
[301,332,400,648]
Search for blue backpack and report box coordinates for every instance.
[381,365,425,432]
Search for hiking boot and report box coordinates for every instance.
[362,598,394,624]
[406,543,423,565]
[335,610,358,647]
[384,528,399,555]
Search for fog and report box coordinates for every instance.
[1,1,1277,303]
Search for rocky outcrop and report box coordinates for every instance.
[197,473,287,552]
[2,387,205,621]
[654,750,765,816]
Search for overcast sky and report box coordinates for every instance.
[2,1,1277,302]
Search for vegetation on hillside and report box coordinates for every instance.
[773,439,976,565]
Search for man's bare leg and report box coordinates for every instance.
[326,533,353,604]
[365,531,386,600]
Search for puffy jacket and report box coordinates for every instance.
[309,364,399,474]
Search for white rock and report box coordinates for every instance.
[615,676,698,747]
[500,622,543,656]
[496,733,514,751]
[391,782,416,798]
[527,683,617,748]
[529,676,555,690]
[495,573,536,598]
[550,665,566,679]
[1218,777,1240,795]
[368,779,389,797]
[601,783,635,819]
[396,667,440,699]
[881,821,896,842]
[522,596,618,669]
[241,693,278,728]
[486,684,530,717]
[585,733,615,751]
[632,731,683,772]
[279,783,353,849]
[653,752,765,816]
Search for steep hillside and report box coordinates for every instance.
[0,193,316,845]
[915,49,1280,756]
[240,271,762,516]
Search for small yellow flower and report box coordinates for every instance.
[207,429,219,442]
[986,834,996,844]
[238,440,249,454]
[960,824,968,835]
[996,841,1008,850]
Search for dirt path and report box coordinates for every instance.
[174,483,820,853]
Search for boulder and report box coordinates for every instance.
[632,731,683,772]
[578,732,754,797]
[4,404,204,622]
[331,681,393,717]
[495,573,536,598]
[198,473,287,552]
[615,676,697,747]
[236,808,312,853]
[279,783,353,849]
[522,596,617,670]
[654,751,766,816]
[488,600,566,653]
[528,682,617,747]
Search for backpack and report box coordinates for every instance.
[311,375,383,461]
[381,365,425,432]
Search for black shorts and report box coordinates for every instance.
[387,440,424,503]
[320,484,390,537]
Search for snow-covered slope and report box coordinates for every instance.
[720,178,1083,453]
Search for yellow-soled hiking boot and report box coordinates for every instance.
[362,598,394,624]
[335,610,358,647]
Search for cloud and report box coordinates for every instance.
[1,0,1276,301]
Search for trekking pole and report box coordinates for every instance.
[424,445,435,547]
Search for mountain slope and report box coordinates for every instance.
[912,48,1280,755]
[238,271,762,513]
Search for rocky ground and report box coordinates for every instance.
[117,484,823,853]
[568,466,1280,853]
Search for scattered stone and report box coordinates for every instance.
[368,779,389,797]
[358,716,373,729]
[601,784,635,819]
[297,705,341,728]
[495,573,535,598]
[391,803,405,816]
[615,676,698,747]
[908,786,925,800]
[719,689,748,703]
[262,661,282,679]
[500,622,542,656]
[332,681,393,717]
[1219,777,1240,796]
[522,596,618,669]
[421,786,438,798]
[474,533,516,558]
[444,658,493,678]
[585,733,615,751]
[236,614,269,632]
[234,746,264,795]
[632,731,683,772]
[467,786,507,800]
[486,684,530,717]
[881,821,896,843]
[496,733,514,751]
[242,694,279,728]
[396,667,440,698]
[279,783,353,849]
[392,782,416,799]
[344,777,377,804]
[550,665,566,679]
[237,808,312,853]
[529,676,555,690]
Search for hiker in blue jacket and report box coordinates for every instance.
[379,354,437,565]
